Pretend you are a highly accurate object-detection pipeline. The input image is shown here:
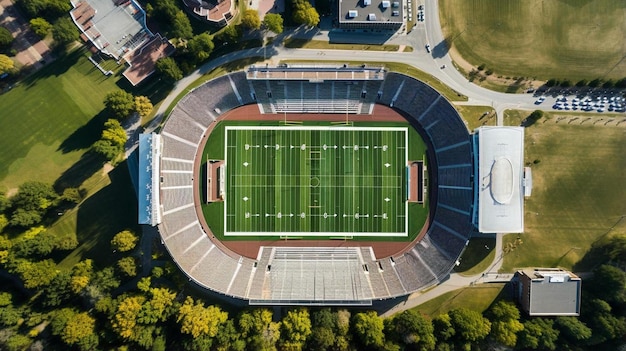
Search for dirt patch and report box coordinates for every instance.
[192,104,431,260]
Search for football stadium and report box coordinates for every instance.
[138,65,530,305]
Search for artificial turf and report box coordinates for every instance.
[224,126,408,236]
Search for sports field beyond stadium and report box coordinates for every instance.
[224,126,408,237]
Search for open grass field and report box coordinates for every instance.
[224,126,408,236]
[0,49,120,191]
[500,110,626,271]
[202,120,429,241]
[440,0,626,81]
[412,284,506,317]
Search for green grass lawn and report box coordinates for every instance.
[0,49,121,191]
[453,105,496,131]
[454,237,496,276]
[0,49,141,269]
[412,284,505,317]
[283,38,402,52]
[500,111,626,271]
[440,0,626,81]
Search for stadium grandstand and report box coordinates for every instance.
[141,65,526,306]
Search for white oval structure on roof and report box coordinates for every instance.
[490,157,514,204]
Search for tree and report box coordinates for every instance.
[188,33,215,63]
[386,310,435,350]
[13,258,58,288]
[280,308,312,350]
[517,318,559,351]
[0,54,13,75]
[4,334,31,351]
[177,297,228,338]
[171,11,193,39]
[292,0,320,27]
[52,17,79,45]
[61,312,96,346]
[111,230,138,252]
[583,298,626,345]
[11,181,57,211]
[92,119,127,161]
[12,230,57,257]
[554,316,591,343]
[104,90,136,120]
[589,264,626,304]
[134,96,153,119]
[112,296,145,339]
[155,57,183,82]
[238,308,280,350]
[447,308,491,344]
[241,10,261,30]
[352,310,385,348]
[61,187,82,204]
[263,13,284,34]
[215,25,241,44]
[0,27,13,50]
[117,256,137,277]
[70,259,93,293]
[486,301,523,347]
[29,18,52,38]
[42,271,72,307]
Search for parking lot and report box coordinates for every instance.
[534,90,626,114]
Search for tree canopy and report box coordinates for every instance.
[352,310,385,348]
[486,301,523,347]
[241,10,261,30]
[178,297,228,338]
[447,308,491,344]
[0,27,14,50]
[386,309,436,350]
[187,33,215,63]
[263,13,284,34]
[292,0,320,27]
[92,119,127,161]
[155,57,183,83]
[518,317,559,351]
[29,18,52,38]
[104,90,136,120]
[134,96,153,119]
[52,17,79,45]
[111,230,138,252]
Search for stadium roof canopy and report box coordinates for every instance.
[138,133,161,226]
[475,126,525,233]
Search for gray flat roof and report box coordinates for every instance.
[73,0,150,59]
[476,127,525,233]
[339,0,403,24]
[524,270,581,316]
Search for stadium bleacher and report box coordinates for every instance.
[156,69,474,305]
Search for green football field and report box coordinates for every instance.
[224,126,409,237]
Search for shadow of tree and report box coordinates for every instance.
[57,109,109,154]
[53,152,103,192]
[21,48,84,88]
[73,161,139,267]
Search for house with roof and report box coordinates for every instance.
[515,268,582,316]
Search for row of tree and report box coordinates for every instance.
[0,229,623,350]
